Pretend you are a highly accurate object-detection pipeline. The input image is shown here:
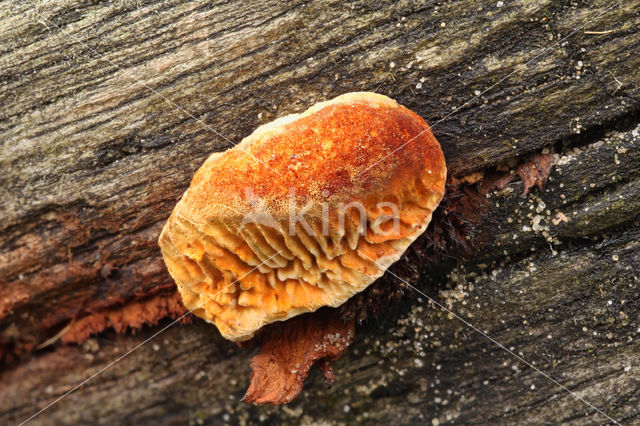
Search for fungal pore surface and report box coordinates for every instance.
[159,92,446,344]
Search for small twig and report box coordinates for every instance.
[609,71,623,95]
[583,30,615,35]
[36,322,73,350]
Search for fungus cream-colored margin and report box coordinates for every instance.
[160,91,446,342]
[18,250,285,426]
[356,249,620,425]
[18,0,624,424]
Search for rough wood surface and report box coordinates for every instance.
[1,0,640,424]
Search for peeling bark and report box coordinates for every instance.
[60,291,187,345]
[516,153,555,197]
[242,309,354,405]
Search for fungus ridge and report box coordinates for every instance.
[158,92,446,341]
[159,172,441,341]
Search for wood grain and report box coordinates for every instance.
[1,0,639,424]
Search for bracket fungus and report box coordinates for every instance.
[159,92,446,402]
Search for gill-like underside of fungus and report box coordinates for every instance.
[159,175,442,342]
[238,180,480,405]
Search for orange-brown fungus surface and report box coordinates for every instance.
[159,92,446,341]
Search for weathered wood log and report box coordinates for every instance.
[1,0,639,424]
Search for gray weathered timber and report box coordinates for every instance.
[1,0,640,424]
